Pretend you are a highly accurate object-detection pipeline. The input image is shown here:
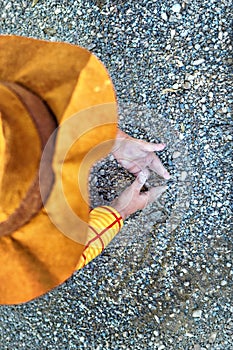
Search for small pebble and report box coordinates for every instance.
[195,43,201,50]
[54,8,61,15]
[185,332,194,337]
[173,151,181,158]
[180,171,188,181]
[171,29,176,40]
[220,280,227,286]
[208,332,217,343]
[193,58,205,65]
[161,12,168,21]
[183,81,191,89]
[172,82,179,90]
[194,345,201,350]
[192,310,203,318]
[202,105,207,113]
[176,59,184,67]
[158,345,166,350]
[171,3,181,13]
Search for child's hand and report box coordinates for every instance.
[111,171,167,220]
[112,129,170,179]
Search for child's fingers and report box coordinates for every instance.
[131,171,149,191]
[149,154,171,179]
[138,139,166,152]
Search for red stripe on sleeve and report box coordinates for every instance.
[99,206,122,230]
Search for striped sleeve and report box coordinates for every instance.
[75,206,123,270]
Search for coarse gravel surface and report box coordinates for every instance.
[0,0,232,349]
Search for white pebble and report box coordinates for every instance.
[92,176,98,184]
[221,280,227,286]
[209,91,214,99]
[158,345,165,350]
[186,74,195,81]
[171,29,176,40]
[183,81,191,89]
[209,332,217,343]
[192,309,202,318]
[193,58,205,66]
[5,3,11,9]
[218,31,223,40]
[222,107,228,113]
[181,268,188,273]
[172,83,179,90]
[180,171,188,181]
[161,12,168,21]
[194,345,201,350]
[181,30,189,37]
[173,151,181,158]
[54,8,61,15]
[171,3,181,13]
[185,332,194,337]
[179,133,185,140]
[202,105,207,112]
[176,60,184,67]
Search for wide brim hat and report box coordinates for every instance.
[0,35,118,304]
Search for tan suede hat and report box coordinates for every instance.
[0,35,117,304]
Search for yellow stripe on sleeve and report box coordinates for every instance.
[75,206,123,270]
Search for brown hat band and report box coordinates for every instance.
[0,82,57,238]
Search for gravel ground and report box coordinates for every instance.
[0,0,232,349]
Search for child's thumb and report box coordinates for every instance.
[132,171,149,191]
